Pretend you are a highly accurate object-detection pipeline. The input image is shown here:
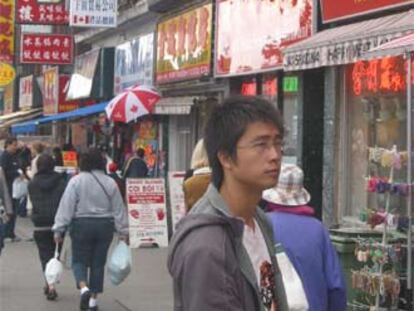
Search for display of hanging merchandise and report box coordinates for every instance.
[352,145,409,310]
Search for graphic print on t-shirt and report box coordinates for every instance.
[260,260,277,311]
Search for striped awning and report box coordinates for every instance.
[283,10,414,71]
[364,32,414,59]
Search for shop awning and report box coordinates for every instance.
[11,102,108,135]
[0,109,43,130]
[363,32,414,59]
[283,10,414,71]
[153,97,194,115]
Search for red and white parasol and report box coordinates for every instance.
[105,85,161,123]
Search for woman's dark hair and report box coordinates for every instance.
[4,137,17,148]
[37,154,55,174]
[204,96,284,188]
[136,148,145,158]
[79,148,106,172]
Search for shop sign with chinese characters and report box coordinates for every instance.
[127,178,169,248]
[43,67,58,115]
[70,0,117,27]
[0,0,14,63]
[19,75,33,110]
[320,0,414,23]
[16,0,69,25]
[20,33,73,65]
[350,56,414,96]
[0,62,15,87]
[215,0,313,77]
[156,3,213,84]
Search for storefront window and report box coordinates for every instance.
[338,56,409,222]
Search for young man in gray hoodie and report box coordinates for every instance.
[167,96,289,311]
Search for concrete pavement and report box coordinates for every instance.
[0,217,174,311]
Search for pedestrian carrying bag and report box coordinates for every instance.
[275,244,309,311]
[107,241,132,285]
[45,243,63,285]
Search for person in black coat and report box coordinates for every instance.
[122,147,148,179]
[28,154,67,301]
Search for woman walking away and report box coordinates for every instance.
[183,139,211,212]
[53,148,129,311]
[28,154,67,300]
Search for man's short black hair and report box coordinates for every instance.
[79,148,106,172]
[4,137,17,149]
[136,148,145,158]
[204,96,284,188]
[37,154,55,174]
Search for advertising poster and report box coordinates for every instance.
[62,151,78,167]
[70,0,117,27]
[0,0,14,63]
[58,75,79,113]
[134,120,158,176]
[66,49,100,100]
[215,0,313,76]
[114,33,154,94]
[0,62,15,87]
[127,178,169,248]
[156,3,212,84]
[3,82,13,114]
[43,67,58,115]
[320,0,414,23]
[20,33,73,65]
[168,171,186,231]
[19,75,33,110]
[16,0,69,24]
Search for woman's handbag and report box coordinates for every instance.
[45,243,63,285]
[107,240,132,285]
[275,244,309,311]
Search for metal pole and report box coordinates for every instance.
[406,51,413,310]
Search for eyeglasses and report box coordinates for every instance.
[238,139,284,154]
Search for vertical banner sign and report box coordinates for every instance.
[320,0,414,23]
[168,171,186,231]
[16,0,69,24]
[0,0,14,63]
[156,3,213,84]
[19,75,33,110]
[127,178,169,248]
[43,67,58,115]
[70,0,117,27]
[3,81,13,114]
[215,0,313,76]
[20,33,73,65]
[58,75,79,113]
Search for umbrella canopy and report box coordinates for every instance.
[106,85,161,123]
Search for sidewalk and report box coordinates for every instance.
[0,217,173,311]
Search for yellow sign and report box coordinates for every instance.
[0,0,15,64]
[0,62,15,86]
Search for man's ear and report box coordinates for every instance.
[217,151,234,171]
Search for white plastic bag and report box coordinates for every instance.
[275,244,309,311]
[107,241,131,285]
[45,244,63,285]
[12,177,28,199]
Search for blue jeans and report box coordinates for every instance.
[70,218,114,294]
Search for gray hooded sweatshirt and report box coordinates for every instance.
[167,184,289,311]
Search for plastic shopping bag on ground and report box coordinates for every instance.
[45,244,63,285]
[107,241,132,286]
[275,244,309,311]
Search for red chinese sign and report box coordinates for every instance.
[20,33,73,65]
[16,0,69,24]
[321,0,414,23]
[156,3,212,84]
[0,0,14,63]
[58,75,79,113]
[350,56,414,96]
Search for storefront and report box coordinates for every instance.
[155,2,224,172]
[284,5,414,310]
